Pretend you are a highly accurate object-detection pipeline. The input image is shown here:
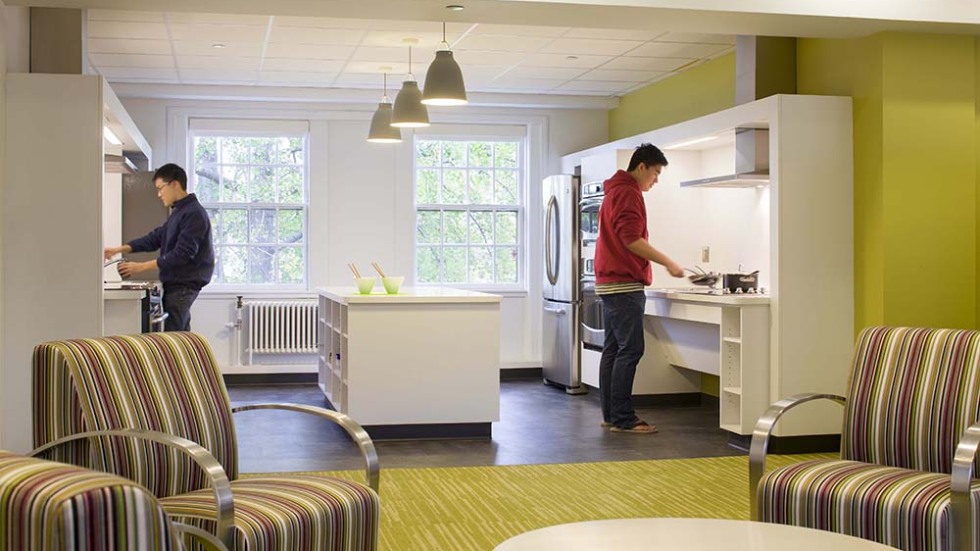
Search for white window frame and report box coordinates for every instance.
[413,134,527,293]
[188,120,311,292]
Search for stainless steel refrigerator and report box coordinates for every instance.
[542,174,586,394]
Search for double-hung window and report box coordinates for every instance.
[189,121,309,289]
[415,138,524,289]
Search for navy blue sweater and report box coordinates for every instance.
[129,194,215,290]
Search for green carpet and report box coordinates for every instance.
[313,454,830,551]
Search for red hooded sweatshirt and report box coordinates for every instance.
[595,169,651,286]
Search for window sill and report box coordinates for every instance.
[417,285,528,298]
[199,289,314,300]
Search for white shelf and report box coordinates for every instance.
[722,386,742,395]
[720,423,741,433]
[723,337,742,345]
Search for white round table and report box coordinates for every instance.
[493,518,900,550]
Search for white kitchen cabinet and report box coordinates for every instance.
[717,305,770,434]
[580,149,633,184]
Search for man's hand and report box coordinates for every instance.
[665,262,684,278]
[104,245,132,261]
[117,261,154,279]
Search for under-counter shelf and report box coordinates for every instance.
[723,337,742,345]
[722,386,742,396]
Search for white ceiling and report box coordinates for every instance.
[86,10,735,97]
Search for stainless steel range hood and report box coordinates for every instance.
[679,128,769,188]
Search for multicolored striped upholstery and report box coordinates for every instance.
[33,332,380,551]
[0,450,178,550]
[758,327,980,551]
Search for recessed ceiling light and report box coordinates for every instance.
[566,56,579,60]
[662,136,718,150]
[212,43,226,49]
[446,4,464,11]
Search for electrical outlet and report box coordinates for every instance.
[701,246,710,263]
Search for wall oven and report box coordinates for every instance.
[579,181,605,349]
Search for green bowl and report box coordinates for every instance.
[382,276,404,294]
[355,277,376,294]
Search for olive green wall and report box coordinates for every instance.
[798,33,978,330]
[608,53,735,141]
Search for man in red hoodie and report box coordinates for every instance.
[595,143,684,434]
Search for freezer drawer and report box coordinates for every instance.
[542,300,580,388]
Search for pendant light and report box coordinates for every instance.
[367,69,402,143]
[422,22,468,106]
[391,38,430,128]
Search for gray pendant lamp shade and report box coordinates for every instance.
[391,42,430,128]
[367,72,402,143]
[422,24,468,106]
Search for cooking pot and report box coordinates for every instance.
[723,270,759,293]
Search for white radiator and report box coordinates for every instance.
[246,301,319,362]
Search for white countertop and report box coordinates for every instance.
[646,288,770,305]
[317,286,502,304]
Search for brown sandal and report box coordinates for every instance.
[610,420,658,434]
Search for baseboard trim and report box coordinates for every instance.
[501,367,543,380]
[361,422,492,440]
[727,432,842,454]
[224,373,317,385]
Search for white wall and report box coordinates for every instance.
[120,96,608,371]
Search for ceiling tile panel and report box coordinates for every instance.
[349,45,404,63]
[88,21,169,40]
[273,16,375,29]
[577,68,668,82]
[268,26,366,45]
[502,66,587,80]
[89,53,175,68]
[451,50,527,66]
[453,34,553,52]
[262,58,347,72]
[360,31,455,51]
[173,41,264,57]
[88,9,164,23]
[627,42,732,58]
[369,20,470,34]
[344,61,410,74]
[166,13,269,25]
[484,77,565,91]
[541,38,643,56]
[177,56,261,70]
[469,24,568,37]
[601,56,695,71]
[521,53,613,69]
[88,38,172,55]
[264,43,355,60]
[180,68,260,83]
[167,23,269,43]
[98,67,179,80]
[333,73,392,87]
[259,71,338,85]
[567,28,668,41]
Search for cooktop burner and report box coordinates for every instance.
[669,287,768,296]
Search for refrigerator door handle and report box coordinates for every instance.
[544,307,567,316]
[545,194,559,286]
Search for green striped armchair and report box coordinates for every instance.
[0,449,212,550]
[32,332,380,551]
[750,326,980,551]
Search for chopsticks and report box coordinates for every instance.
[347,263,362,279]
[371,262,386,278]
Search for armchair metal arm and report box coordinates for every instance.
[950,420,980,551]
[30,429,234,548]
[172,521,230,551]
[232,403,380,491]
[748,393,846,521]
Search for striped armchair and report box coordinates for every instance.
[750,327,980,551]
[0,449,183,550]
[32,332,380,551]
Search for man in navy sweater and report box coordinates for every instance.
[595,143,684,434]
[104,163,215,331]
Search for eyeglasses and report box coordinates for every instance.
[155,180,173,191]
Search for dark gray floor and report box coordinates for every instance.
[228,379,744,473]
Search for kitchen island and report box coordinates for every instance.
[316,286,501,439]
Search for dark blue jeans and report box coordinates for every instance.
[598,291,647,428]
[163,285,199,332]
